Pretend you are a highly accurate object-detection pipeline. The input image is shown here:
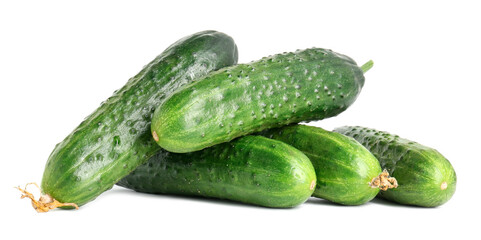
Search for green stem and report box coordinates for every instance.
[361,60,374,73]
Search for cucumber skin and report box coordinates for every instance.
[152,48,366,153]
[260,125,382,205]
[41,31,238,207]
[117,136,316,208]
[334,126,457,207]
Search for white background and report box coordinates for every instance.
[1,0,479,239]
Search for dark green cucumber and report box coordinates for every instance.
[260,125,393,205]
[151,48,372,153]
[117,135,316,208]
[40,31,238,207]
[334,126,457,207]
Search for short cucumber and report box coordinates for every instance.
[151,48,372,153]
[117,135,316,208]
[39,31,238,209]
[334,126,457,207]
[261,125,396,205]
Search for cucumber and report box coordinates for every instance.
[151,48,372,153]
[260,125,396,205]
[117,135,316,208]
[36,31,238,210]
[334,126,457,207]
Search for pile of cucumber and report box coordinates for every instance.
[18,30,456,212]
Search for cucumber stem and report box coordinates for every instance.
[369,169,398,191]
[16,182,79,213]
[361,60,374,73]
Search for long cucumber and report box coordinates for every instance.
[118,136,316,208]
[151,48,372,153]
[21,31,238,211]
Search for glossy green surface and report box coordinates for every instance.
[261,125,382,205]
[118,136,316,208]
[41,31,238,207]
[152,48,367,153]
[334,126,457,207]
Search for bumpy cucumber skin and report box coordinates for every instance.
[261,125,382,205]
[41,31,238,207]
[334,126,457,207]
[152,48,366,153]
[117,136,316,208]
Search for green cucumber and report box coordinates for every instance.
[334,126,457,207]
[151,48,372,153]
[117,135,316,208]
[38,31,238,209]
[261,125,396,205]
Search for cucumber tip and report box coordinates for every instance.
[152,131,159,142]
